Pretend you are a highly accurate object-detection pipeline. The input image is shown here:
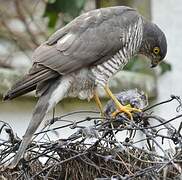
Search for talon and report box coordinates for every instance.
[112,105,141,120]
[104,85,142,120]
[112,108,132,119]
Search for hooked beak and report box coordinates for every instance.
[150,58,160,68]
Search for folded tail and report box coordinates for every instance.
[8,76,72,169]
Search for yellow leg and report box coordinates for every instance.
[93,90,104,116]
[104,85,141,119]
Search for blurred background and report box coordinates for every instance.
[0,0,181,137]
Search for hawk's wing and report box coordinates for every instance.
[32,6,141,74]
[3,6,141,100]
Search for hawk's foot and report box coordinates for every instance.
[112,104,141,119]
[104,85,141,120]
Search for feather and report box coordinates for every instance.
[3,67,58,101]
[8,76,72,168]
[31,7,140,75]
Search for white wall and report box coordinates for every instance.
[152,0,182,123]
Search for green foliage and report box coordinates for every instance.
[44,0,86,28]
[124,56,171,75]
[124,56,153,76]
[99,0,117,7]
[159,61,172,75]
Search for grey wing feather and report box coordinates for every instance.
[3,6,141,100]
[3,64,59,100]
[32,6,141,74]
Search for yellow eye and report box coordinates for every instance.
[153,47,160,54]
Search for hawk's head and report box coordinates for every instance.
[139,20,167,68]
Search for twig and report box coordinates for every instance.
[0,96,181,179]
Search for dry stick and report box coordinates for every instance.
[79,155,101,172]
[177,121,182,135]
[144,95,182,112]
[1,96,182,178]
[34,111,101,136]
[96,152,143,179]
[157,153,180,174]
[145,115,176,132]
[102,113,182,131]
[140,129,179,173]
[116,152,134,176]
[33,151,88,179]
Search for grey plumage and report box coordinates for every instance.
[10,77,70,166]
[3,6,167,168]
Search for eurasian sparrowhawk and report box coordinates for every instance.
[3,6,167,168]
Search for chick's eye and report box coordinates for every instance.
[153,47,160,54]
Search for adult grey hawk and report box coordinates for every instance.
[3,6,167,168]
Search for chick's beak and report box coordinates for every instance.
[150,58,160,68]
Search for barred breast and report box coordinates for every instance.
[65,17,144,100]
[92,17,144,87]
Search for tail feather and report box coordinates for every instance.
[8,76,72,168]
[3,85,36,101]
[8,89,50,169]
[3,69,58,101]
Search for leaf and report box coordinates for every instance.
[124,56,172,76]
[44,11,58,28]
[159,61,172,75]
[44,0,86,28]
[47,0,56,3]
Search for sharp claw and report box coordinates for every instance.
[103,85,141,120]
[112,109,132,119]
[112,106,141,120]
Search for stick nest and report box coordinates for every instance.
[0,95,182,180]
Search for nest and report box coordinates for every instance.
[0,95,182,180]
